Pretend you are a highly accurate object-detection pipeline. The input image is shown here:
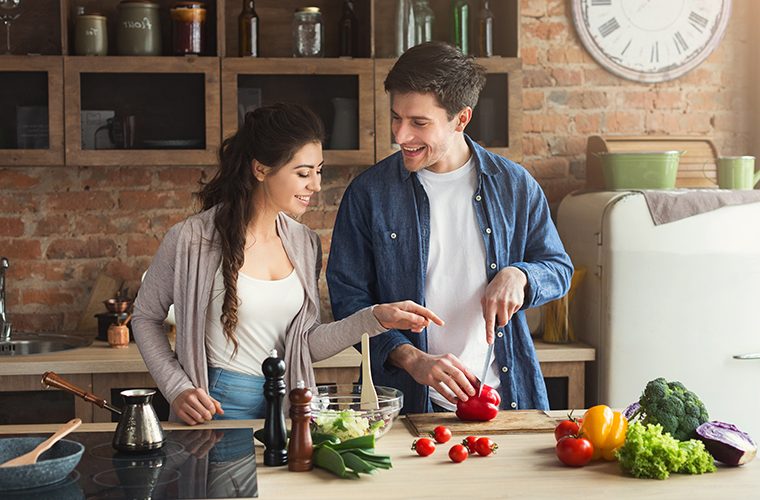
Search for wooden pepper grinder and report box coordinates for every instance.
[262,349,288,466]
[288,380,313,472]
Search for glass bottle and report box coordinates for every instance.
[413,0,434,46]
[238,0,259,57]
[339,0,358,57]
[394,0,415,56]
[293,7,323,57]
[478,0,493,57]
[451,0,469,55]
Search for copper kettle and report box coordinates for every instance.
[41,371,164,453]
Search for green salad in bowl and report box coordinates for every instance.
[310,384,403,440]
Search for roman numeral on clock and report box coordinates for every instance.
[591,0,612,6]
[689,11,708,32]
[650,41,659,63]
[598,17,620,38]
[673,31,688,54]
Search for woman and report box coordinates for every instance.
[132,103,442,425]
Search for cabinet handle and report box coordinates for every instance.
[733,353,760,360]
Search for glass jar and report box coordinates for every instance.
[292,7,323,57]
[170,1,206,55]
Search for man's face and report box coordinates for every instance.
[390,92,468,173]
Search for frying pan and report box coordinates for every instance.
[0,437,84,490]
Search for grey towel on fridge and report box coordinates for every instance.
[639,189,760,225]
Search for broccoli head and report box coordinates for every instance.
[636,377,709,441]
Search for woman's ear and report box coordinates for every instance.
[252,160,269,182]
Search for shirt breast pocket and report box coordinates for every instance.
[372,227,416,276]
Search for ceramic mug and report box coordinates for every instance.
[717,156,759,190]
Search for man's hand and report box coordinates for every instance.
[373,300,444,333]
[482,266,528,344]
[172,387,224,425]
[388,344,478,405]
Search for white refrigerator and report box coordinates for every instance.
[557,191,760,439]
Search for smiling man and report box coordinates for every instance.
[326,42,573,414]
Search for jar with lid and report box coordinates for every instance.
[117,0,161,56]
[171,1,206,55]
[292,7,323,57]
[74,13,108,56]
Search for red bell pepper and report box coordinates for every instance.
[455,384,501,421]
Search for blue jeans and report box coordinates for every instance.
[208,366,266,420]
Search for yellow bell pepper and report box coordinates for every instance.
[579,405,628,461]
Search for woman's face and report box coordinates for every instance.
[255,141,323,217]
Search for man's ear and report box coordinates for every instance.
[454,107,473,132]
[252,160,269,182]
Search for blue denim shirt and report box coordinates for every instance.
[326,136,573,414]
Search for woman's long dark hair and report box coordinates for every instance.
[196,103,324,355]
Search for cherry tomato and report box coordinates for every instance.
[555,436,594,467]
[412,437,436,457]
[448,444,468,463]
[473,436,498,456]
[554,420,581,442]
[432,425,452,444]
[462,435,479,453]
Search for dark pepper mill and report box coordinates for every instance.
[262,349,288,466]
[288,380,313,472]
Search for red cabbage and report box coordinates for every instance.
[695,421,756,466]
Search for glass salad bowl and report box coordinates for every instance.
[310,384,403,440]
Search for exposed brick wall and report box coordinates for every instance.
[1,1,754,331]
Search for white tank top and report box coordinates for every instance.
[205,266,304,376]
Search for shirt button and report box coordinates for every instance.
[497,331,503,338]
[390,232,397,239]
[490,263,497,270]
[501,366,508,373]
[510,401,517,409]
[475,195,482,202]
[485,228,492,234]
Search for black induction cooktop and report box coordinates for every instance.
[4,427,258,499]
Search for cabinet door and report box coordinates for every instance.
[0,57,64,166]
[222,58,374,165]
[64,56,221,166]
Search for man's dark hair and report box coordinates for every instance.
[384,41,487,120]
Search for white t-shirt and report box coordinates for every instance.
[205,266,304,376]
[417,158,501,410]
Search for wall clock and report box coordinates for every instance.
[571,0,732,83]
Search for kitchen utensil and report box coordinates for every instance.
[477,342,495,397]
[599,151,682,190]
[311,384,402,439]
[41,371,164,452]
[0,418,81,468]
[405,409,558,436]
[359,333,379,410]
[0,437,84,491]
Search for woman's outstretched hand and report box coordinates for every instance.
[373,300,444,333]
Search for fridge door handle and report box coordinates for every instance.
[733,353,760,360]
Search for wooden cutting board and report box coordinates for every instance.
[404,410,559,437]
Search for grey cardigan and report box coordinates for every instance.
[132,206,384,421]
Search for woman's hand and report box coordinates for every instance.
[172,387,224,425]
[373,300,444,333]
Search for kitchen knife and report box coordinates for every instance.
[477,342,495,397]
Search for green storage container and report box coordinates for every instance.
[600,151,682,190]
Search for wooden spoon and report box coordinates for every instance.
[0,418,82,468]
[360,333,379,410]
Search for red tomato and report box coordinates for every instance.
[474,437,498,456]
[462,435,479,453]
[448,444,468,463]
[555,436,594,467]
[432,425,452,444]
[412,437,436,457]
[554,419,581,442]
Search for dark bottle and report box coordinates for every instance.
[262,349,287,466]
[339,0,358,57]
[478,0,493,57]
[239,0,259,57]
[287,380,314,472]
[451,0,469,55]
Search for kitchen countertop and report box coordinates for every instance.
[0,339,594,376]
[1,415,755,499]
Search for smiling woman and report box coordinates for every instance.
[131,103,443,426]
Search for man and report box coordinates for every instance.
[326,42,572,414]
